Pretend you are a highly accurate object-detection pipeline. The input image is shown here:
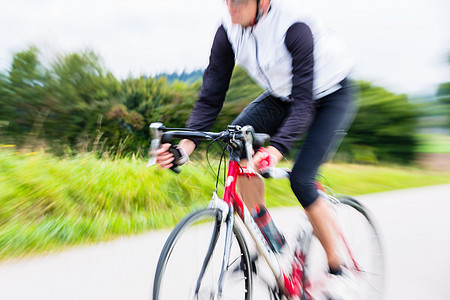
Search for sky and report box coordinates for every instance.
[1,0,449,95]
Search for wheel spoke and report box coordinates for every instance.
[228,254,241,268]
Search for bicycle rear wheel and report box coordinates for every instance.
[303,196,385,300]
[152,207,253,300]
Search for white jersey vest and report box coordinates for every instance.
[222,0,353,99]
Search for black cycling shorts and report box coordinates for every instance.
[232,78,356,208]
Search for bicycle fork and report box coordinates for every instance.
[191,205,235,300]
[216,206,235,299]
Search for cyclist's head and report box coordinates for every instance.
[226,0,268,28]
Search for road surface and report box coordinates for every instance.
[0,184,449,299]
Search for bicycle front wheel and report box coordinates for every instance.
[152,208,252,300]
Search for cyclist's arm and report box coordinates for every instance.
[186,25,235,148]
[269,22,315,156]
[178,139,196,156]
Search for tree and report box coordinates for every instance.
[340,81,418,164]
[435,52,450,128]
[3,47,48,144]
[0,46,421,163]
[436,82,450,128]
[45,50,120,148]
[0,71,10,120]
[0,71,11,138]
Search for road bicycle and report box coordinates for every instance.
[150,123,384,299]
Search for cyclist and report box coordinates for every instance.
[156,0,356,296]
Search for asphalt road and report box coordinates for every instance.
[1,184,449,299]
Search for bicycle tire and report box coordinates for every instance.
[303,196,385,300]
[336,196,385,298]
[152,208,253,300]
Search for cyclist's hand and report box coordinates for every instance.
[253,146,283,171]
[156,139,195,170]
[156,143,176,169]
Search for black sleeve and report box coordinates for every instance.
[270,22,315,155]
[187,25,235,139]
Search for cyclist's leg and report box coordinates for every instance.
[236,175,265,209]
[231,91,290,210]
[327,196,385,299]
[290,78,356,271]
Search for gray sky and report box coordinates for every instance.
[1,0,449,95]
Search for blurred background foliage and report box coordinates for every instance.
[1,46,449,260]
[0,46,449,164]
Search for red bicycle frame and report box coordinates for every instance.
[220,159,304,297]
[219,156,358,298]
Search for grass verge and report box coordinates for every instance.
[415,133,450,154]
[1,149,450,261]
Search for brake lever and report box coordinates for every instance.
[147,122,165,167]
[241,125,255,173]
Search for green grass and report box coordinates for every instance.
[0,150,217,261]
[1,149,450,261]
[416,133,450,153]
[264,162,450,206]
